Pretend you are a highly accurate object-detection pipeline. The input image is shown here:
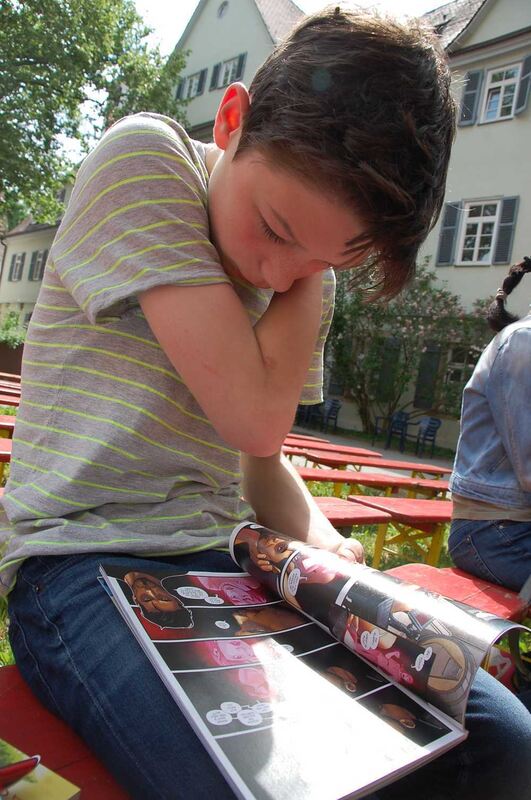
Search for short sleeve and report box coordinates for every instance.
[299,269,336,404]
[50,113,229,324]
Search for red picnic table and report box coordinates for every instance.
[313,495,392,530]
[304,449,452,479]
[285,433,330,443]
[0,394,19,408]
[0,665,128,799]
[0,372,20,382]
[297,467,449,499]
[348,495,453,568]
[0,415,16,438]
[285,439,383,459]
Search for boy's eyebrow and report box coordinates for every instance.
[268,205,359,270]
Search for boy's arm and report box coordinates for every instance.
[139,274,323,456]
[240,451,364,562]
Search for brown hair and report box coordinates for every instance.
[487,256,531,332]
[236,5,456,297]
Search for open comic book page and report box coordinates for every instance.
[230,523,528,723]
[99,564,466,800]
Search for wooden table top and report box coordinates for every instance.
[304,450,452,477]
[314,496,392,525]
[348,495,453,523]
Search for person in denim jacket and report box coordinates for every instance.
[449,256,531,592]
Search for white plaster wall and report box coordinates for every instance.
[420,36,531,316]
[459,0,530,49]
[178,0,274,129]
[0,228,56,306]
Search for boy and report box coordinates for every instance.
[2,7,530,799]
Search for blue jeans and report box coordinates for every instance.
[8,552,531,800]
[449,518,531,592]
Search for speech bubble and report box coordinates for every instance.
[287,568,301,595]
[206,709,232,726]
[205,596,224,605]
[220,702,241,715]
[215,620,230,629]
[252,702,273,715]
[176,587,208,600]
[237,709,263,726]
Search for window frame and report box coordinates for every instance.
[8,253,25,282]
[29,249,47,282]
[217,57,239,89]
[185,72,202,99]
[480,62,522,124]
[455,199,501,266]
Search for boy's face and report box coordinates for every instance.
[207,113,366,293]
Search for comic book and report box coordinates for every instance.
[0,738,80,799]
[99,522,529,800]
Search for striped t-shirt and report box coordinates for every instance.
[0,113,335,594]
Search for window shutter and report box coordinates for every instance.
[8,254,17,281]
[436,202,462,265]
[42,249,49,278]
[197,68,207,95]
[210,63,221,90]
[493,196,519,265]
[235,53,247,81]
[414,343,441,409]
[175,79,185,100]
[28,250,38,281]
[19,252,26,279]
[458,70,484,126]
[515,55,531,115]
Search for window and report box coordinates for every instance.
[24,312,33,326]
[437,197,519,267]
[457,201,499,265]
[28,249,48,281]
[217,1,229,17]
[458,55,531,126]
[8,253,25,282]
[175,69,207,101]
[210,53,246,90]
[481,64,521,122]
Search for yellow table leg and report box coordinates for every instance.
[372,523,389,569]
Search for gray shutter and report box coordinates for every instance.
[8,254,17,281]
[28,250,38,281]
[458,70,484,126]
[515,55,531,115]
[210,63,221,90]
[436,202,462,265]
[175,79,185,100]
[413,343,441,409]
[493,196,519,265]
[235,53,247,81]
[19,252,26,279]
[197,68,207,95]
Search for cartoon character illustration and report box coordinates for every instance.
[124,571,194,629]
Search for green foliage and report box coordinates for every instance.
[0,0,188,226]
[328,263,493,432]
[0,312,25,349]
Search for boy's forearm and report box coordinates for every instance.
[241,451,343,545]
[139,274,323,455]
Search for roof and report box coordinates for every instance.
[422,0,489,49]
[4,217,58,238]
[254,0,304,43]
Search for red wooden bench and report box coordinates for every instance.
[347,495,453,568]
[0,665,128,798]
[285,440,383,458]
[313,495,392,530]
[304,450,452,479]
[0,415,16,439]
[297,466,449,499]
[0,395,19,408]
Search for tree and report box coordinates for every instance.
[0,0,188,227]
[327,263,493,433]
[0,312,26,349]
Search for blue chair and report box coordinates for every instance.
[307,399,342,432]
[413,416,442,457]
[384,411,410,452]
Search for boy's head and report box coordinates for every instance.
[209,5,455,297]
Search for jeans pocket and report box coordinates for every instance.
[18,554,88,591]
[448,530,500,584]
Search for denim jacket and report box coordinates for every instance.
[450,313,531,509]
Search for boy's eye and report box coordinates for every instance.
[260,217,286,245]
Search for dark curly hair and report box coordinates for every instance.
[487,256,531,332]
[236,5,456,298]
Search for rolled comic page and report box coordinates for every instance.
[230,522,530,724]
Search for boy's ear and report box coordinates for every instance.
[213,83,250,150]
